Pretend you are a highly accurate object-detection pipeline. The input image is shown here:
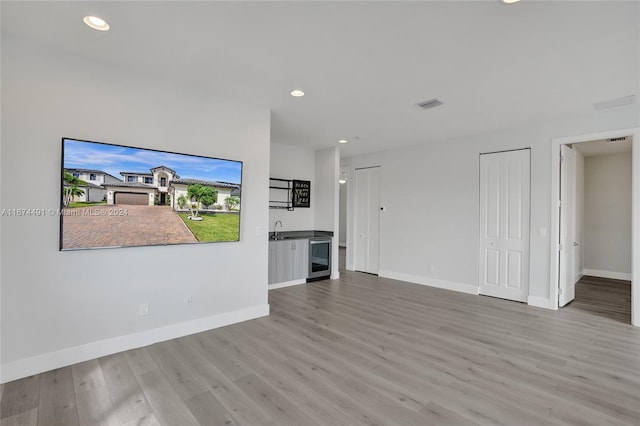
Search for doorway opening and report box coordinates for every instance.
[551,128,639,326]
[559,138,632,322]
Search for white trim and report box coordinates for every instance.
[527,295,551,309]
[582,269,632,281]
[0,304,269,384]
[378,270,479,295]
[268,279,306,290]
[550,127,639,326]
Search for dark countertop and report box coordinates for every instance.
[268,230,333,241]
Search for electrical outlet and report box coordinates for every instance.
[139,302,149,316]
[185,295,192,306]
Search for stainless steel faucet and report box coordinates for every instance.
[274,220,283,238]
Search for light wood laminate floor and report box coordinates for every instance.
[1,268,639,425]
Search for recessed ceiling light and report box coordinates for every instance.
[83,15,110,31]
[501,0,521,4]
[339,178,347,184]
[290,90,305,97]
[338,139,348,144]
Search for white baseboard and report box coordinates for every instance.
[0,303,269,384]
[379,270,554,310]
[378,270,479,295]
[582,269,632,281]
[268,279,306,290]
[527,295,552,309]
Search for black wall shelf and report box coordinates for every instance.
[269,178,294,210]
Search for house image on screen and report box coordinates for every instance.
[102,166,240,210]
[64,168,122,203]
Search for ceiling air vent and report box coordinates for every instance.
[607,136,627,143]
[593,95,635,111]
[417,98,443,110]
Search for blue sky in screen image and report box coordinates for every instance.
[63,139,242,184]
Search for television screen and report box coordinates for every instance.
[60,138,242,250]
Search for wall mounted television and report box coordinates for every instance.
[60,138,243,250]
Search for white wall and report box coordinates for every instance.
[344,109,639,305]
[583,153,632,276]
[314,147,340,278]
[269,142,315,232]
[1,36,271,382]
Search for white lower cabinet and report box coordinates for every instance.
[269,239,309,284]
[268,241,278,284]
[292,239,309,281]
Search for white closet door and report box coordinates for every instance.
[479,150,530,302]
[354,167,380,274]
[559,145,578,307]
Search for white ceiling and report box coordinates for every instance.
[573,137,633,157]
[2,1,639,158]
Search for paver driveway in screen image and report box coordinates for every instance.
[61,205,197,249]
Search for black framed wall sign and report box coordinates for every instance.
[292,180,310,208]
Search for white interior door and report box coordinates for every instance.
[559,145,578,307]
[479,149,531,302]
[574,147,584,284]
[354,167,380,274]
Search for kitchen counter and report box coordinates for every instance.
[268,230,333,285]
[268,230,333,241]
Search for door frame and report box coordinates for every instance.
[550,127,639,326]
